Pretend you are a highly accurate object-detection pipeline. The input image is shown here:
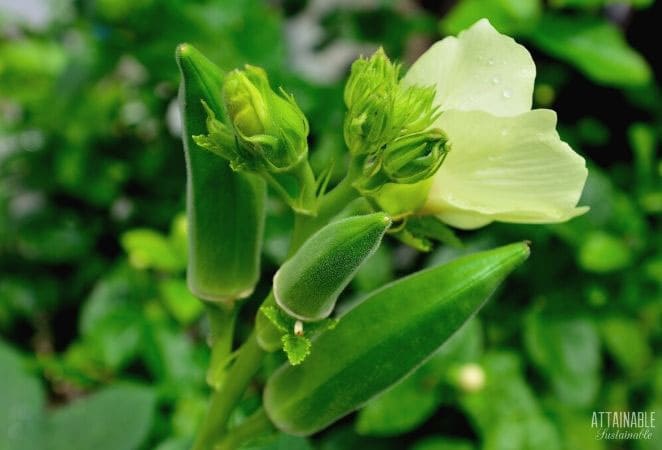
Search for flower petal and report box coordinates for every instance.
[403,18,535,117]
[423,109,588,229]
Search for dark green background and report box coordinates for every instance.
[1,1,659,449]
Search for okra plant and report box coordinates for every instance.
[176,19,587,450]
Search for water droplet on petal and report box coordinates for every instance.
[502,89,512,99]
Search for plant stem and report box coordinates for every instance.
[289,161,361,254]
[216,408,274,450]
[205,303,237,390]
[191,331,265,450]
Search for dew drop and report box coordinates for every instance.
[491,76,500,85]
[487,58,495,66]
[502,89,512,99]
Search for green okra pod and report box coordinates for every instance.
[264,242,530,435]
[176,44,266,303]
[274,212,392,322]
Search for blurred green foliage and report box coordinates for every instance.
[0,0,660,449]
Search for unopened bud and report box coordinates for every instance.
[196,64,317,214]
[344,48,399,110]
[223,65,309,171]
[354,129,448,194]
[382,129,448,183]
[343,49,400,155]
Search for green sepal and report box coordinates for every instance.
[391,215,463,251]
[390,226,433,252]
[256,294,338,364]
[176,43,266,304]
[264,242,530,436]
[274,213,392,321]
[281,335,311,366]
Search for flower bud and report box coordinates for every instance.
[355,129,448,194]
[223,65,309,172]
[344,48,399,110]
[392,83,439,135]
[195,64,317,215]
[343,49,400,155]
[343,48,440,159]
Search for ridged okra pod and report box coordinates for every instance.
[176,44,266,303]
[274,212,392,321]
[264,242,530,435]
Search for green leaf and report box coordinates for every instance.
[352,245,394,293]
[411,437,475,450]
[578,231,633,273]
[172,394,207,438]
[155,438,190,450]
[460,352,562,450]
[238,433,313,450]
[600,317,652,374]
[78,273,145,371]
[47,384,156,450]
[628,123,657,191]
[524,312,601,407]
[547,401,606,450]
[529,14,651,87]
[356,376,438,437]
[406,216,463,249]
[158,278,204,325]
[0,340,46,450]
[143,327,204,390]
[441,0,541,36]
[121,228,184,272]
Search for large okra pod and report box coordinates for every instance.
[274,213,392,321]
[264,242,530,435]
[176,44,266,302]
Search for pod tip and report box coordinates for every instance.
[176,43,192,57]
[521,240,532,259]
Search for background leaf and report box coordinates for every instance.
[47,384,156,450]
[529,14,651,87]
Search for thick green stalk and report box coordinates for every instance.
[205,304,237,390]
[191,332,265,450]
[289,161,361,254]
[216,409,274,450]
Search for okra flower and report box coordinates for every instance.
[377,19,588,229]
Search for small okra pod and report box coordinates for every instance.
[176,44,266,303]
[273,212,392,322]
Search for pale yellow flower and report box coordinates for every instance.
[382,19,588,229]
